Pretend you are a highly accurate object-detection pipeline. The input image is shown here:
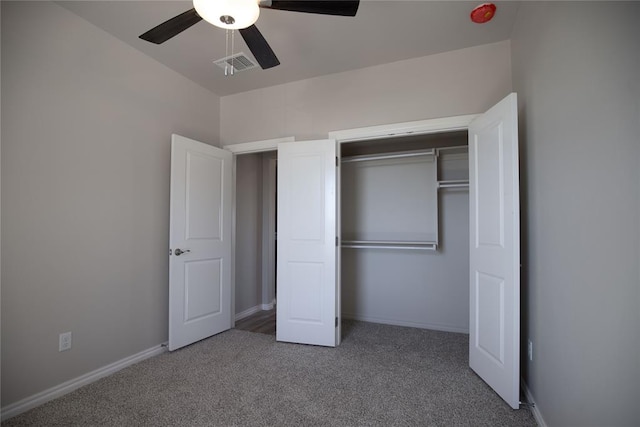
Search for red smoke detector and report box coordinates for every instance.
[471,3,496,24]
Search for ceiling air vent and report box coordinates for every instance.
[213,53,257,73]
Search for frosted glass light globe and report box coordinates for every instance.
[193,0,260,30]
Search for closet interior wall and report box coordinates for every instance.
[340,132,470,333]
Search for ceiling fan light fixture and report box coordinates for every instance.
[193,0,260,30]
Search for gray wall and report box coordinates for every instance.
[234,153,263,315]
[1,1,220,406]
[220,41,512,144]
[511,2,640,426]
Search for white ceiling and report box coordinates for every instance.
[57,1,520,96]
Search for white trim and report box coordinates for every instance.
[235,301,276,322]
[223,136,294,154]
[521,379,546,427]
[230,153,237,328]
[0,344,167,421]
[328,114,477,144]
[261,299,276,311]
[342,313,469,334]
[235,305,262,321]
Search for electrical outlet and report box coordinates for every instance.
[528,339,533,361]
[59,332,72,352]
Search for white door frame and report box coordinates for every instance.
[327,114,478,144]
[224,137,294,326]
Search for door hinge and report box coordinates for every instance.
[335,317,339,327]
[336,156,339,167]
[335,236,339,247]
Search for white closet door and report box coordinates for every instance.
[468,93,520,409]
[276,139,340,347]
[169,134,232,351]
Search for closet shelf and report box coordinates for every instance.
[341,240,437,251]
[438,179,469,189]
[341,149,435,163]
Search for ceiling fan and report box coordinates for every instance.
[139,0,360,70]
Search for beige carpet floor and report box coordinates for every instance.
[3,321,537,426]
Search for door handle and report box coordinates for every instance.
[174,248,191,256]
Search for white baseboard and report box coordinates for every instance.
[235,305,262,321]
[261,299,276,311]
[1,343,167,422]
[521,378,547,427]
[342,313,469,334]
[236,300,276,321]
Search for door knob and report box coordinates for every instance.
[174,248,191,256]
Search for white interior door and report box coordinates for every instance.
[276,139,340,347]
[169,134,232,351]
[468,93,520,409]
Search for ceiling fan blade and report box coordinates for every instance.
[139,9,202,44]
[264,1,359,16]
[239,25,280,69]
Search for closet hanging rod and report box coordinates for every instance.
[341,149,435,163]
[341,240,438,251]
[438,184,469,189]
[342,244,437,251]
[439,179,469,184]
[438,180,469,189]
[342,239,436,245]
[439,184,469,189]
